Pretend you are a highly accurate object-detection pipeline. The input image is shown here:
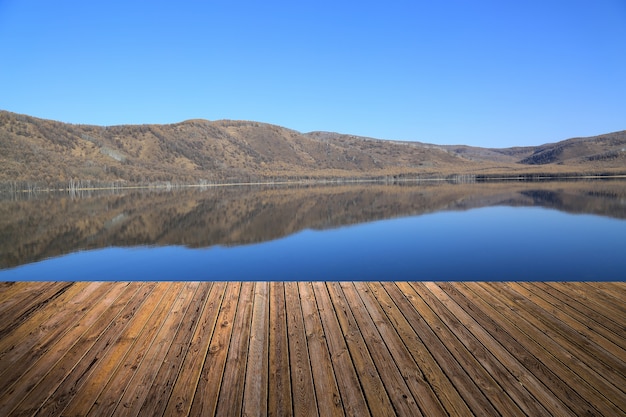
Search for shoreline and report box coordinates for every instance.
[2,173,626,195]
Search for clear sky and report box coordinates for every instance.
[1,1,624,148]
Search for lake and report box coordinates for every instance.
[1,180,625,281]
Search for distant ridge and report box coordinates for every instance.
[1,110,624,186]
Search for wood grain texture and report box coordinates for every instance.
[268,281,292,417]
[242,282,270,417]
[0,281,623,417]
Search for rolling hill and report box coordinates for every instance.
[1,110,624,187]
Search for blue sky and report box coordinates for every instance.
[0,1,624,147]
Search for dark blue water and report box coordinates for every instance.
[3,206,624,281]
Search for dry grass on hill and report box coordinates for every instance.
[1,110,624,187]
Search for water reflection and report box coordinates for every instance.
[1,180,625,270]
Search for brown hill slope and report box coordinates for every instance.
[0,110,624,186]
[395,133,626,168]
[0,111,474,184]
[300,130,626,175]
[518,131,626,166]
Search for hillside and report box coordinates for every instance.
[1,110,624,187]
[518,131,626,165]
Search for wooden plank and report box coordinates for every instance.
[534,282,625,347]
[326,282,396,417]
[164,281,227,417]
[268,281,292,417]
[340,282,423,416]
[440,281,601,417]
[2,282,142,417]
[215,282,256,417]
[0,282,72,321]
[0,282,73,338]
[367,282,473,417]
[242,282,270,417]
[492,283,626,396]
[541,281,626,338]
[471,282,626,416]
[33,283,159,417]
[354,282,448,416]
[579,282,626,315]
[0,284,125,415]
[0,282,107,390]
[0,281,19,300]
[548,282,625,330]
[60,282,164,417]
[0,282,132,416]
[136,282,212,417]
[285,281,319,417]
[519,282,626,351]
[86,282,186,417]
[408,282,526,416]
[386,282,500,416]
[113,282,200,417]
[0,281,14,288]
[512,282,626,365]
[424,282,571,416]
[0,281,50,315]
[1,281,623,417]
[312,282,370,417]
[298,281,344,417]
[589,281,626,300]
[0,282,92,358]
[189,282,241,417]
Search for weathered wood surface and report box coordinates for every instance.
[0,281,624,417]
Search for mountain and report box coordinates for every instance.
[517,131,626,165]
[1,110,624,187]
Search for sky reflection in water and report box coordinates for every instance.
[3,205,624,281]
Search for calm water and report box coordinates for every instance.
[1,180,625,280]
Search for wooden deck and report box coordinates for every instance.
[0,282,624,416]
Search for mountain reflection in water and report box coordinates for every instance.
[1,180,625,276]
